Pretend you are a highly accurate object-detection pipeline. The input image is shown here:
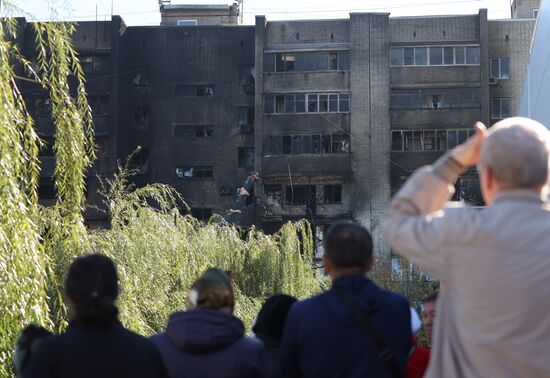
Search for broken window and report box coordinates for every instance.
[175,85,214,97]
[276,53,295,72]
[323,185,342,204]
[270,136,282,154]
[437,130,447,150]
[285,185,316,205]
[80,56,109,73]
[329,52,338,70]
[34,97,52,116]
[392,131,403,152]
[282,136,292,154]
[322,135,332,154]
[403,131,414,151]
[276,95,285,113]
[430,95,442,109]
[89,95,109,115]
[302,135,312,154]
[453,174,484,206]
[239,65,254,86]
[195,126,214,138]
[312,135,321,154]
[291,135,302,154]
[332,134,350,153]
[319,95,329,112]
[307,94,318,112]
[175,166,213,178]
[447,130,458,149]
[458,130,468,144]
[238,106,254,129]
[133,105,150,128]
[413,131,423,151]
[423,131,435,151]
[238,147,254,169]
[191,208,213,221]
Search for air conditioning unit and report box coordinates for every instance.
[489,77,499,85]
[219,185,233,196]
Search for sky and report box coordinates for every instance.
[4,0,514,25]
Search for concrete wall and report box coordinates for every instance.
[488,20,535,118]
[512,0,541,19]
[122,25,255,223]
[349,13,392,256]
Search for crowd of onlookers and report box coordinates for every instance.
[14,117,550,377]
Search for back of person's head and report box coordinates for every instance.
[422,291,438,305]
[186,268,235,313]
[324,221,373,270]
[480,117,550,190]
[65,254,119,327]
[14,324,53,377]
[252,294,297,343]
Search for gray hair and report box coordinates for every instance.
[480,117,550,189]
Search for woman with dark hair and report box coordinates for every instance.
[25,254,166,378]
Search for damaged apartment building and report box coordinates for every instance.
[15,0,538,255]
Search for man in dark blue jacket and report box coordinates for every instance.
[277,222,412,378]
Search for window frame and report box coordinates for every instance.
[390,45,480,67]
[491,98,511,120]
[489,57,510,79]
[264,93,351,114]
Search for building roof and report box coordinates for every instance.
[163,4,233,10]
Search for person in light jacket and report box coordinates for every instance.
[383,117,550,378]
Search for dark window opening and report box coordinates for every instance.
[282,136,292,154]
[239,65,254,87]
[40,138,55,156]
[285,185,316,206]
[191,208,213,221]
[430,95,442,109]
[34,97,52,117]
[176,166,213,178]
[270,136,282,154]
[332,134,350,153]
[175,85,214,97]
[392,131,403,152]
[291,135,302,154]
[38,180,56,200]
[322,135,332,154]
[133,105,150,128]
[238,147,254,169]
[324,185,342,204]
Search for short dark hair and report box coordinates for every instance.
[423,291,439,304]
[65,254,119,327]
[324,222,373,269]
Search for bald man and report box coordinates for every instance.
[384,118,550,378]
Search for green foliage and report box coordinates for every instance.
[91,166,324,335]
